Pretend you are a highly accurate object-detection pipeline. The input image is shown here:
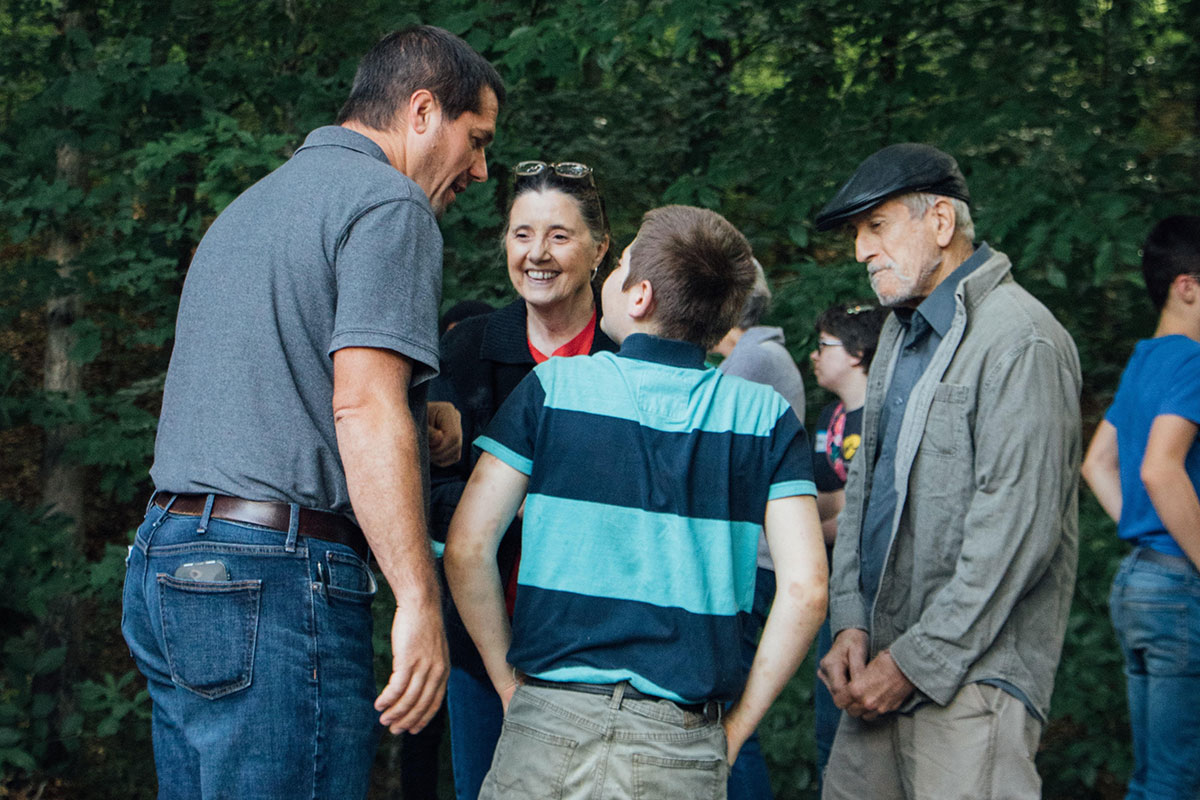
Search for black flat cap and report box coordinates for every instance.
[815,143,970,231]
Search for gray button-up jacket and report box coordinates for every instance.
[828,246,1081,720]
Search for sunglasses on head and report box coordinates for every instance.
[513,160,594,183]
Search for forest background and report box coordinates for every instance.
[2,0,1198,797]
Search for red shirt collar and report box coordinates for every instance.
[528,309,597,363]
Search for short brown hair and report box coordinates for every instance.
[336,26,506,129]
[624,206,755,349]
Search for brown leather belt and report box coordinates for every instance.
[152,493,368,561]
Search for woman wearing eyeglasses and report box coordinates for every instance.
[807,302,887,791]
[428,160,616,800]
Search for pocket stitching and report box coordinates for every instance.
[156,575,262,700]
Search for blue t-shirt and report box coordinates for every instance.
[476,333,816,703]
[1105,335,1200,557]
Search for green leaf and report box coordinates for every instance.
[1046,265,1068,289]
[788,222,809,248]
[1092,240,1114,284]
[33,646,67,675]
[62,72,104,111]
[30,694,54,719]
[0,747,37,773]
[69,318,103,365]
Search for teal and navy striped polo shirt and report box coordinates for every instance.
[477,333,816,703]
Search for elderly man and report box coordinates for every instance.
[813,143,1081,799]
[122,26,503,799]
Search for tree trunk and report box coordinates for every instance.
[41,15,86,542]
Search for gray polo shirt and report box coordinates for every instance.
[151,126,443,515]
[859,243,992,601]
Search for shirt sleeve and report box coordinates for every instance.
[1159,353,1200,424]
[330,199,443,385]
[767,411,817,500]
[475,369,548,476]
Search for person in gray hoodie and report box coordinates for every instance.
[813,144,1081,800]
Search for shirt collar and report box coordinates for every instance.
[618,333,708,370]
[912,241,992,338]
[293,126,390,166]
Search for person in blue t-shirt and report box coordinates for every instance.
[444,205,827,800]
[1082,214,1200,800]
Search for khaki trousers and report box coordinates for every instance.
[480,682,728,800]
[822,683,1042,800]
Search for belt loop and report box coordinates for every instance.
[610,681,626,711]
[150,492,177,532]
[196,494,215,535]
[286,503,300,552]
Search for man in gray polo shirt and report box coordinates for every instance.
[121,27,503,798]
[813,144,1081,799]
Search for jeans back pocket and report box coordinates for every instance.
[157,574,262,699]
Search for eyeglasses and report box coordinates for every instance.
[844,304,876,315]
[513,161,594,183]
[816,339,845,354]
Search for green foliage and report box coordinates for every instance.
[1039,496,1134,797]
[2,0,1198,795]
[0,502,151,790]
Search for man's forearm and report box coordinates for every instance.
[337,396,439,602]
[333,348,439,604]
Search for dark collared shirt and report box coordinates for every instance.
[858,243,993,603]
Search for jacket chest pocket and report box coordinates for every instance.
[920,382,973,458]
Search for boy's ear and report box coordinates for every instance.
[1173,273,1200,303]
[627,278,655,320]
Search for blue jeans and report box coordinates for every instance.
[813,617,838,791]
[447,666,505,800]
[813,547,840,791]
[121,499,381,799]
[1109,547,1200,800]
[727,567,776,800]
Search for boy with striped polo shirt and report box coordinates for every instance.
[445,205,827,800]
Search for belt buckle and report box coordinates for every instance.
[702,700,723,723]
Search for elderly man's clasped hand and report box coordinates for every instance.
[819,629,916,720]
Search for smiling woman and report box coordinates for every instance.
[427,161,618,800]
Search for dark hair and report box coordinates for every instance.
[507,166,613,276]
[336,26,506,129]
[814,303,889,370]
[440,299,493,336]
[1142,215,1200,311]
[625,205,755,349]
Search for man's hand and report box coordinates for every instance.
[818,628,868,710]
[842,650,915,720]
[427,401,463,467]
[375,605,449,734]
